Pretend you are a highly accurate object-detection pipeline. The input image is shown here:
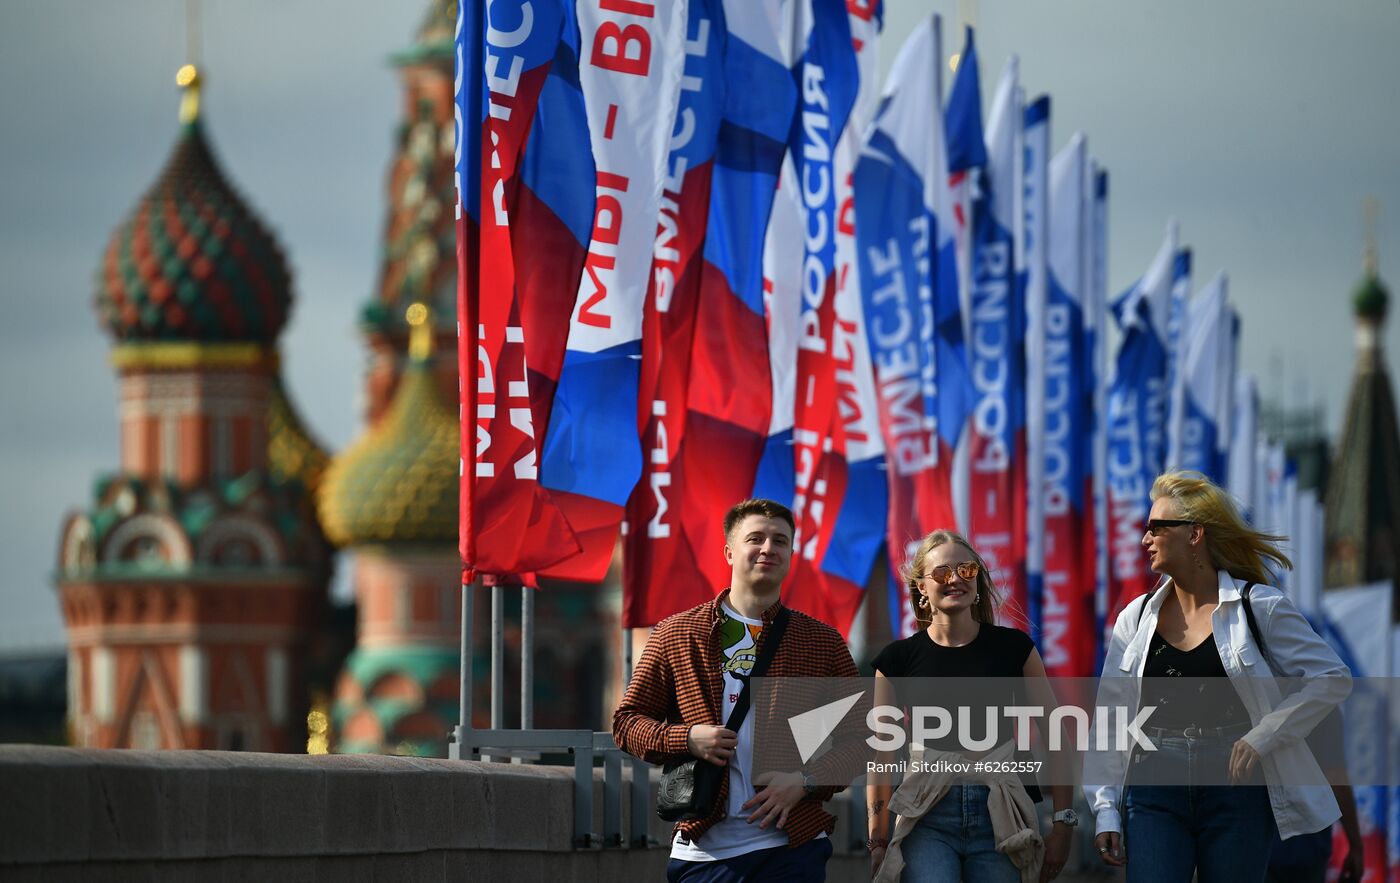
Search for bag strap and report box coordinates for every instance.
[723,607,790,733]
[1135,587,1162,629]
[1239,581,1275,672]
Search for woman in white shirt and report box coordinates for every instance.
[1085,471,1351,882]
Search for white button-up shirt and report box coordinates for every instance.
[1084,570,1352,840]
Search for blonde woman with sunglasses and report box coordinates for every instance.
[1085,470,1352,883]
[867,530,1074,883]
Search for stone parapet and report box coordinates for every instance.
[0,746,876,881]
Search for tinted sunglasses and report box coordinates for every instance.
[1145,519,1195,537]
[926,561,980,584]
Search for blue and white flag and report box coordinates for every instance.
[1228,373,1258,518]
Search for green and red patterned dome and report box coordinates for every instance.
[95,66,292,344]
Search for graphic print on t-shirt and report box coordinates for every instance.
[719,612,761,676]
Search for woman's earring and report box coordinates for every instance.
[916,592,929,609]
[974,593,981,604]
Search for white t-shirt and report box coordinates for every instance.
[670,602,789,861]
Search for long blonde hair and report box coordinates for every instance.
[901,530,1001,629]
[1150,470,1292,585]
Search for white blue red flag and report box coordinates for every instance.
[753,0,869,633]
[854,14,971,638]
[1089,163,1110,665]
[1104,222,1177,626]
[1321,585,1392,882]
[825,0,888,634]
[460,0,606,582]
[539,0,688,578]
[1023,93,1050,664]
[960,53,1028,629]
[669,0,797,605]
[621,0,727,625]
[1037,129,1097,676]
[944,27,986,324]
[1167,271,1232,483]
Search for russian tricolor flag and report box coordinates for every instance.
[954,43,1031,631]
[460,0,602,582]
[1103,222,1177,628]
[671,0,798,604]
[753,0,871,634]
[539,0,688,580]
[622,0,728,626]
[854,14,971,639]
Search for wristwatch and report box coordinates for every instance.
[802,771,820,797]
[1051,808,1079,827]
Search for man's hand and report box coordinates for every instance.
[1040,823,1072,881]
[1229,738,1262,785]
[1093,832,1125,867]
[687,725,737,767]
[743,770,805,830]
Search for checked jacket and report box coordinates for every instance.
[612,590,867,847]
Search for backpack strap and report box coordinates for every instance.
[1239,581,1275,672]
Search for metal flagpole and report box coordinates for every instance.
[622,627,633,685]
[491,581,504,733]
[452,579,475,759]
[521,586,534,730]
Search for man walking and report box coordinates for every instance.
[613,498,864,880]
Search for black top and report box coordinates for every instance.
[872,623,1035,679]
[872,624,1036,753]
[1140,632,1249,729]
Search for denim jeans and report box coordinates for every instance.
[1125,728,1277,883]
[898,784,1020,883]
[666,836,832,882]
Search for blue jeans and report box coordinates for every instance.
[666,837,832,882]
[898,784,1020,883]
[1125,729,1278,883]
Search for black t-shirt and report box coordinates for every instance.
[1140,632,1248,729]
[872,623,1035,680]
[871,624,1036,753]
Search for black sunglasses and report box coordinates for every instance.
[1145,519,1195,537]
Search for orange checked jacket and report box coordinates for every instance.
[612,590,867,848]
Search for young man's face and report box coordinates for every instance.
[724,514,794,592]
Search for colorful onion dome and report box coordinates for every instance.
[390,0,455,67]
[267,370,332,496]
[317,305,458,547]
[369,0,456,341]
[332,644,459,756]
[57,471,327,578]
[95,65,293,344]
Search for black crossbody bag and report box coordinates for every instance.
[656,607,791,822]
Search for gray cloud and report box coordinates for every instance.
[2,0,1398,650]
